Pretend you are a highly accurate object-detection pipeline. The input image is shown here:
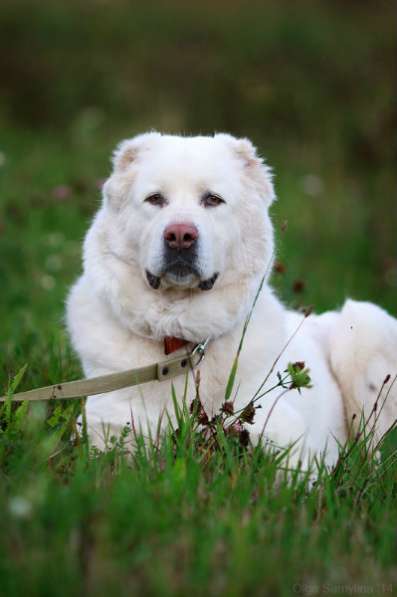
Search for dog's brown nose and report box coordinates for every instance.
[164,223,198,250]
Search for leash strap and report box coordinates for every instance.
[0,339,210,402]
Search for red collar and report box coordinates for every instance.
[164,336,189,355]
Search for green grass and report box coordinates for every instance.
[0,128,396,597]
[0,1,396,594]
[1,374,397,597]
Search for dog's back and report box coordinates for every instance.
[329,300,397,440]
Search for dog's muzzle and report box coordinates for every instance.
[146,221,218,290]
[146,269,218,291]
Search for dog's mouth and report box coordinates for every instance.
[146,267,219,291]
[164,259,200,280]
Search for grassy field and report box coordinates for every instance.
[0,1,396,595]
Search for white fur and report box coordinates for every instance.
[66,132,397,469]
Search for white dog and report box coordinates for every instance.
[66,132,397,469]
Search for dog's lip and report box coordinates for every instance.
[145,269,219,291]
[198,272,218,291]
[146,270,161,289]
[163,260,200,280]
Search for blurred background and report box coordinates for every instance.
[0,0,395,383]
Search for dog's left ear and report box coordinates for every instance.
[216,134,275,206]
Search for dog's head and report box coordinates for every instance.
[102,132,275,294]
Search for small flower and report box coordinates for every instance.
[240,401,256,424]
[239,429,250,447]
[221,401,234,416]
[52,185,72,201]
[190,398,209,425]
[226,419,250,447]
[273,261,286,274]
[292,279,305,294]
[286,362,312,393]
[293,361,305,371]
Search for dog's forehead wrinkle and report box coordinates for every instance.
[137,141,239,189]
[140,166,230,191]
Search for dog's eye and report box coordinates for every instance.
[201,192,225,208]
[145,193,167,207]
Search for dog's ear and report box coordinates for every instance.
[104,132,161,210]
[216,134,275,206]
[111,139,140,172]
[111,132,161,172]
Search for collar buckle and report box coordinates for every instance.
[190,337,211,367]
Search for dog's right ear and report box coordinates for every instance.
[111,139,141,172]
[103,132,161,210]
